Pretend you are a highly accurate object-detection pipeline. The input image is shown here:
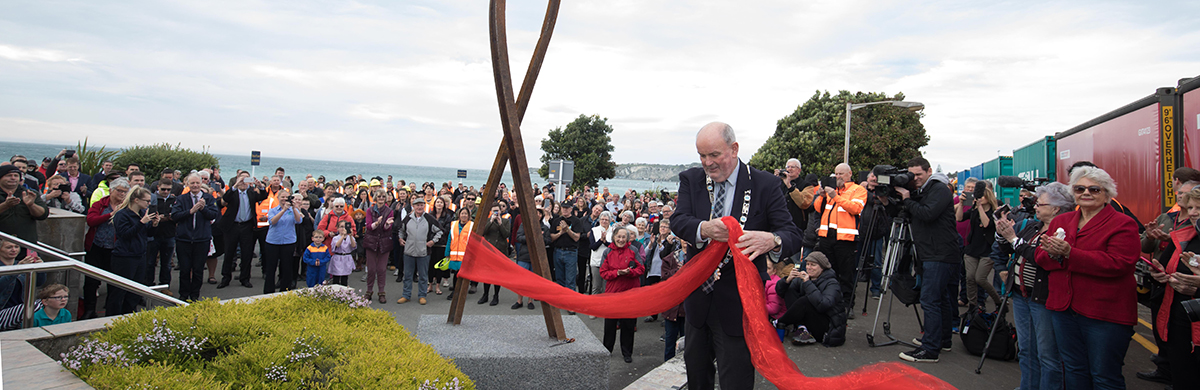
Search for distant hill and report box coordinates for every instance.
[614,163,699,182]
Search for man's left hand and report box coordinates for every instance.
[895,187,910,199]
[823,186,836,197]
[735,230,777,261]
[21,190,37,205]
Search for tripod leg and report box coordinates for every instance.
[975,263,1018,374]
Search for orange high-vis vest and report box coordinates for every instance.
[448,220,474,262]
[255,187,288,228]
[814,182,868,241]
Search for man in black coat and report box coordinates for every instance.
[217,172,266,289]
[670,122,802,390]
[171,173,221,301]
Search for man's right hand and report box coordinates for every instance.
[1145,222,1170,241]
[700,220,729,242]
[3,196,21,208]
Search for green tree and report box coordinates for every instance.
[749,90,928,177]
[538,114,617,188]
[74,137,121,175]
[114,143,219,183]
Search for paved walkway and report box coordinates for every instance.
[142,265,1163,390]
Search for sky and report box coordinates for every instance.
[1,0,1198,172]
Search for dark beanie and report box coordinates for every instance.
[805,251,831,270]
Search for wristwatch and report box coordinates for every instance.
[772,233,782,248]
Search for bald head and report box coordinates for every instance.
[696,122,740,182]
[834,163,853,188]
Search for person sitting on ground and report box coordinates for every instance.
[765,259,793,321]
[33,283,71,327]
[776,251,844,346]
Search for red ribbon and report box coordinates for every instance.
[460,217,956,390]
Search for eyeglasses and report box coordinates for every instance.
[1072,185,1105,195]
[158,188,172,192]
[47,295,69,300]
[1035,202,1052,207]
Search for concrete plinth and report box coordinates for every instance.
[418,315,609,390]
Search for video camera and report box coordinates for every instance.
[996,175,1049,213]
[872,165,917,202]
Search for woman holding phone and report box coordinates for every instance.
[111,186,159,316]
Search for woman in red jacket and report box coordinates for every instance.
[82,178,130,319]
[600,227,645,363]
[1035,166,1139,390]
[1148,187,1200,390]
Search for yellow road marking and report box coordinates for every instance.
[1139,318,1153,329]
[1132,334,1158,355]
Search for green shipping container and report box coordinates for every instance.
[982,156,1018,207]
[1012,136,1057,184]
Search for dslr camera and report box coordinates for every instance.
[871,165,917,202]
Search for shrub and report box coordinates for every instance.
[74,138,121,176]
[114,143,219,183]
[59,286,473,390]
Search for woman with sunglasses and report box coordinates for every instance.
[1035,166,1140,390]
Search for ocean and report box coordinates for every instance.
[0,140,678,193]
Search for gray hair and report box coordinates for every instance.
[1181,180,1200,191]
[1034,182,1075,214]
[598,210,614,222]
[620,210,635,221]
[786,158,801,169]
[1068,166,1118,199]
[198,170,210,179]
[635,217,648,226]
[331,198,346,207]
[964,177,979,185]
[109,178,131,191]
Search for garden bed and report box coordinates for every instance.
[55,285,473,390]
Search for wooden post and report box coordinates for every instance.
[447,0,566,340]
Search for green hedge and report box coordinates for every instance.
[60,286,473,390]
[113,143,219,184]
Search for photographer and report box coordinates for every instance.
[145,180,177,291]
[862,166,900,299]
[959,181,1002,310]
[42,175,85,213]
[776,159,816,256]
[896,157,960,363]
[812,163,867,312]
[1148,187,1200,390]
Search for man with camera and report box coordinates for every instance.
[218,172,267,289]
[775,159,815,258]
[0,164,48,244]
[861,167,900,299]
[895,157,960,363]
[812,163,867,315]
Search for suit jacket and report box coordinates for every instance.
[219,187,266,232]
[58,172,91,197]
[172,191,221,243]
[670,161,802,336]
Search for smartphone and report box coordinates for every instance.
[1140,256,1166,274]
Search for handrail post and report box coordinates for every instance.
[23,271,37,329]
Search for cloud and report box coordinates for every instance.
[1,0,1198,174]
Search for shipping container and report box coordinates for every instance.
[970,164,984,181]
[1013,136,1057,184]
[1055,90,1171,224]
[982,156,1017,207]
[1180,76,1200,171]
[956,171,969,193]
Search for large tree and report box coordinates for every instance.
[538,114,617,188]
[750,90,928,177]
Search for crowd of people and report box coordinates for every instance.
[2,135,1199,389]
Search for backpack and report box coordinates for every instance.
[960,307,1017,361]
[889,271,920,306]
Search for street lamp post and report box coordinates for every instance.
[843,100,925,164]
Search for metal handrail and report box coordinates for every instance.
[0,231,187,328]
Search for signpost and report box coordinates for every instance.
[457,169,467,183]
[250,151,261,178]
[547,160,574,203]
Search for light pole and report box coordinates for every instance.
[843,100,925,164]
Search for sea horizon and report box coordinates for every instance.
[0,140,679,193]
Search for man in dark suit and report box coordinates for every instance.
[217,171,266,289]
[670,122,802,390]
[171,173,221,301]
[58,157,91,201]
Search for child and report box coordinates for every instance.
[352,209,367,272]
[302,230,332,288]
[33,284,72,327]
[328,221,356,286]
[765,260,793,320]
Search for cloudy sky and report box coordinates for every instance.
[1,0,1197,172]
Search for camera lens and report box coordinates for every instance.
[1182,298,1200,323]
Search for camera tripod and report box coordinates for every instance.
[866,212,924,349]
